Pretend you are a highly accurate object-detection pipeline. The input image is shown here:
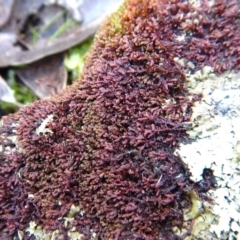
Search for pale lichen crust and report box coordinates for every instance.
[25,205,90,240]
[0,0,240,239]
[35,114,54,136]
[177,67,240,239]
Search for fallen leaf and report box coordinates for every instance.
[0,0,124,67]
[64,38,93,79]
[44,0,83,22]
[16,53,67,99]
[0,0,15,28]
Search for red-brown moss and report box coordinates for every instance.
[0,0,240,239]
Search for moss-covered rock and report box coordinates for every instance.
[0,0,240,239]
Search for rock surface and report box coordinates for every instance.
[0,0,240,239]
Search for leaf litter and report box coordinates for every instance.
[0,0,123,115]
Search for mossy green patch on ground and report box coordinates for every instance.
[7,70,37,104]
[64,38,93,82]
[0,70,37,114]
[108,3,125,34]
[94,1,126,43]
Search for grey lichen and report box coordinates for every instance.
[35,114,54,135]
[177,67,240,239]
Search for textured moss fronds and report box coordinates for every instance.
[107,3,126,36]
[0,0,240,239]
[93,1,126,43]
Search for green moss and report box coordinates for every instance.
[109,3,125,34]
[64,38,93,82]
[7,70,37,104]
[94,2,126,42]
[0,101,18,114]
[0,70,37,115]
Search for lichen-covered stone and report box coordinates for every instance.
[0,0,240,239]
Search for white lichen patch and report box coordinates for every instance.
[188,0,201,7]
[24,204,89,240]
[177,67,240,239]
[181,11,200,32]
[184,190,204,221]
[26,221,60,240]
[63,204,85,228]
[173,57,186,67]
[36,114,54,135]
[27,194,35,199]
[67,230,85,240]
[17,230,24,240]
[0,122,20,154]
[175,33,186,42]
[173,57,196,71]
[189,0,215,7]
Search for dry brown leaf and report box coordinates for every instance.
[0,0,123,67]
[16,53,67,99]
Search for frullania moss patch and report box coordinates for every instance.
[0,0,240,239]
